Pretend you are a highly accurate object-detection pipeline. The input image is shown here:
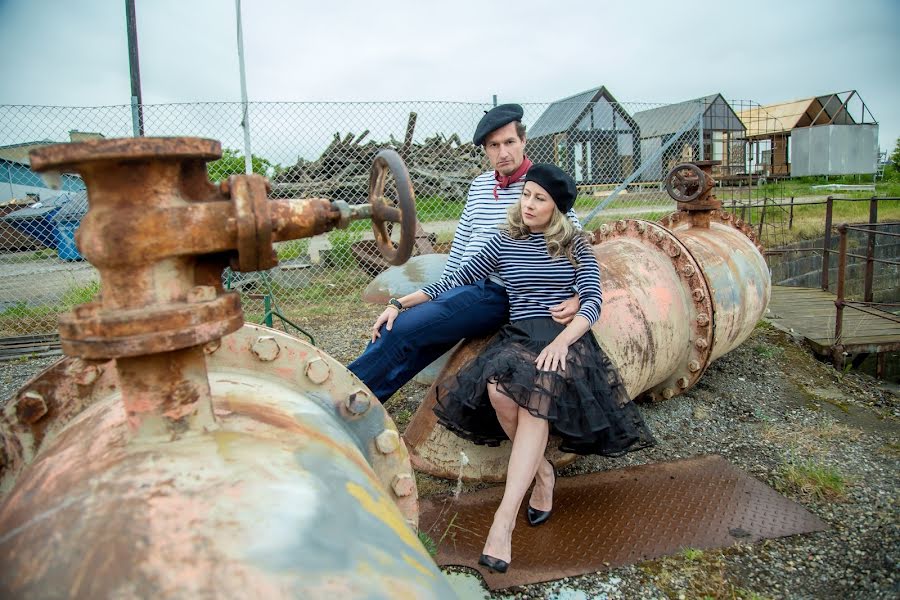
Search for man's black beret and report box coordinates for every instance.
[524,163,577,214]
[473,103,524,146]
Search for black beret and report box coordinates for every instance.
[524,163,577,214]
[473,103,524,146]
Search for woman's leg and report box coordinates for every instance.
[487,383,555,512]
[481,407,549,563]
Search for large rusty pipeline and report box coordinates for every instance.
[0,138,456,599]
[404,161,771,482]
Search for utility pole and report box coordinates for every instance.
[235,0,253,175]
[125,0,144,137]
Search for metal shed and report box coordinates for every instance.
[737,91,878,176]
[633,94,746,182]
[528,87,640,185]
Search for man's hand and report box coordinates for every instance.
[549,294,580,325]
[371,306,400,343]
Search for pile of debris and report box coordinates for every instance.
[271,113,485,203]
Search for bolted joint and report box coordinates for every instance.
[615,220,627,232]
[251,336,280,362]
[667,244,681,258]
[598,224,611,237]
[391,473,415,497]
[688,360,701,373]
[691,288,706,302]
[696,313,710,327]
[375,429,401,454]
[681,264,696,277]
[16,390,48,424]
[304,357,331,384]
[661,388,676,400]
[345,389,372,415]
[694,338,709,350]
[677,376,690,389]
[635,221,647,234]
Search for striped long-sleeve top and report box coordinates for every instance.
[422,230,603,325]
[442,170,581,283]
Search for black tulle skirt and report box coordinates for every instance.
[433,317,655,456]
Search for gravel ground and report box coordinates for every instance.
[2,307,897,600]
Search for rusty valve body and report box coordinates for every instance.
[0,138,456,599]
[404,161,770,482]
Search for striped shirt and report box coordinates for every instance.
[422,231,603,325]
[442,170,581,282]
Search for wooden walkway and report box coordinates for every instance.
[766,286,900,355]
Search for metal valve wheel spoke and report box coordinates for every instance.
[369,149,416,265]
[666,163,706,203]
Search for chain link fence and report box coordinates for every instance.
[0,98,785,338]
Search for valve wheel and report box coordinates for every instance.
[369,149,416,265]
[665,163,706,203]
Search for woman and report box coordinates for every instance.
[370,164,654,573]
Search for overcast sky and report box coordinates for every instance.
[0,0,897,155]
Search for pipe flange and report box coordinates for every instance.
[593,219,714,401]
[229,174,277,273]
[213,324,420,525]
[57,293,244,359]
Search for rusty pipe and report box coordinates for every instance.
[404,162,771,482]
[2,137,453,597]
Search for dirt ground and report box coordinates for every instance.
[1,304,897,599]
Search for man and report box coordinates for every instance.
[348,104,581,403]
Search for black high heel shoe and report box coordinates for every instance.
[478,553,509,573]
[527,461,556,527]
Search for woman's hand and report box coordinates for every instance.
[371,306,400,343]
[535,339,569,372]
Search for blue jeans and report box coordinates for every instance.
[348,279,509,402]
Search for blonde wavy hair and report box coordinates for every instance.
[504,202,584,267]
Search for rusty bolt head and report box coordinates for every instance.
[661,388,676,400]
[375,429,401,454]
[187,285,217,304]
[391,474,415,497]
[305,357,331,384]
[203,339,221,355]
[692,288,706,302]
[721,212,732,221]
[688,360,701,373]
[681,264,696,277]
[615,220,627,232]
[735,218,744,227]
[696,313,710,327]
[651,229,665,244]
[251,336,280,361]
[16,390,48,424]
[598,224,611,237]
[694,338,709,350]
[667,244,681,258]
[346,389,372,415]
[635,222,647,234]
[677,376,690,389]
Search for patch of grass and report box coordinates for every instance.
[639,550,770,600]
[417,530,438,557]
[583,210,671,231]
[32,248,56,260]
[760,419,862,456]
[416,196,464,222]
[60,280,100,308]
[752,344,783,359]
[275,239,310,261]
[774,458,848,502]
[392,407,413,429]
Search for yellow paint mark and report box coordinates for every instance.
[211,430,243,459]
[345,481,434,569]
[402,553,436,578]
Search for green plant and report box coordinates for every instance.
[60,280,101,308]
[682,547,704,561]
[774,458,847,501]
[417,531,437,557]
[276,239,310,261]
[326,229,364,266]
[207,148,280,182]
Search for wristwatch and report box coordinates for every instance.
[387,298,404,312]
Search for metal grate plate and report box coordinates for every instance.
[419,454,828,590]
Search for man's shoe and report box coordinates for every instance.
[478,553,509,573]
[527,462,556,527]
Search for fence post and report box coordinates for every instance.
[788,196,794,229]
[822,196,834,291]
[864,196,878,303]
[832,223,848,370]
[758,196,766,240]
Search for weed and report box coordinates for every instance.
[682,547,705,561]
[60,280,100,308]
[753,344,783,359]
[417,531,437,557]
[276,239,310,261]
[774,458,847,502]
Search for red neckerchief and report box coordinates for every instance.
[493,156,533,199]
